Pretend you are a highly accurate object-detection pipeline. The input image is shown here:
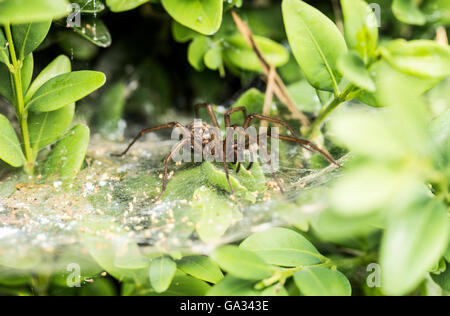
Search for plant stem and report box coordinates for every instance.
[308,84,356,139]
[4,24,34,175]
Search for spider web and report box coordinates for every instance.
[0,133,346,276]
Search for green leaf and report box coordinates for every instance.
[12,21,51,60]
[149,256,177,293]
[338,50,375,92]
[97,81,127,135]
[232,88,266,124]
[71,0,105,13]
[42,124,90,179]
[21,53,33,94]
[0,114,25,167]
[0,29,9,65]
[172,21,199,43]
[0,0,70,24]
[204,45,223,71]
[341,0,378,62]
[154,275,210,296]
[282,0,347,92]
[28,104,75,151]
[287,80,322,113]
[207,275,259,296]
[211,245,272,280]
[80,278,116,296]
[161,0,223,35]
[240,227,322,267]
[26,71,106,112]
[294,267,351,296]
[188,36,211,71]
[223,34,289,72]
[381,40,450,78]
[25,55,71,102]
[72,17,111,48]
[0,63,14,103]
[392,0,426,25]
[177,256,224,284]
[190,187,242,243]
[380,198,449,295]
[106,0,150,12]
[422,0,450,25]
[431,264,450,292]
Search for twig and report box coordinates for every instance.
[436,26,448,46]
[331,0,344,35]
[231,11,311,130]
[262,65,276,127]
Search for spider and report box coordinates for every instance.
[112,103,340,201]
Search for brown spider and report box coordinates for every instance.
[112,103,340,201]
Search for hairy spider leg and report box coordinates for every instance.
[155,138,190,201]
[224,106,248,128]
[196,103,235,196]
[244,114,340,167]
[111,122,189,157]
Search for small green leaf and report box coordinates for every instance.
[28,104,75,151]
[338,50,375,91]
[188,36,211,71]
[381,197,449,295]
[240,227,322,267]
[282,0,347,92]
[177,256,224,284]
[211,245,272,280]
[287,80,322,113]
[341,0,378,62]
[21,53,33,94]
[154,275,210,296]
[73,17,111,48]
[149,256,177,293]
[0,29,9,65]
[27,71,106,112]
[25,55,71,102]
[161,0,223,35]
[294,267,351,296]
[0,114,25,167]
[12,21,51,60]
[431,264,450,292]
[42,124,90,179]
[97,81,128,135]
[190,187,242,243]
[71,0,105,13]
[0,63,14,103]
[381,40,450,78]
[392,0,426,25]
[0,0,70,24]
[204,46,223,71]
[106,0,150,12]
[207,275,259,296]
[172,21,199,43]
[223,34,289,72]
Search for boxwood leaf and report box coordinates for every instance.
[0,114,25,167]
[190,187,242,243]
[223,34,289,73]
[0,29,9,65]
[25,55,71,102]
[211,245,272,280]
[338,50,375,91]
[380,198,449,295]
[341,0,378,62]
[431,264,450,292]
[149,256,177,293]
[207,275,259,296]
[188,36,211,71]
[392,0,426,25]
[21,53,33,94]
[71,0,105,13]
[161,0,223,35]
[240,227,322,267]
[26,71,106,112]
[294,267,351,296]
[12,21,51,60]
[0,0,70,24]
[106,0,150,13]
[42,124,90,179]
[282,0,347,92]
[177,256,224,284]
[73,16,111,48]
[381,40,450,78]
[152,275,210,296]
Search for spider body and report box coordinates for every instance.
[113,103,340,201]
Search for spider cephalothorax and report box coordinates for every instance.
[113,103,340,201]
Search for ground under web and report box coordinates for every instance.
[0,133,346,276]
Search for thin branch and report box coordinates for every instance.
[231,11,311,129]
[436,26,448,46]
[262,65,275,127]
